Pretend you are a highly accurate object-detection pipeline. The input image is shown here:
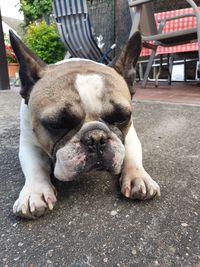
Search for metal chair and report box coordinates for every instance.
[52,0,115,64]
[128,0,200,87]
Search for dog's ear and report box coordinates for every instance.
[9,30,46,104]
[111,31,142,97]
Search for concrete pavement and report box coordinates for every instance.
[0,89,199,267]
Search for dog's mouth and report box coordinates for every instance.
[84,153,115,173]
[53,140,125,182]
[93,161,108,171]
[54,149,117,182]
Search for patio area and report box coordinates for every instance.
[0,84,199,266]
[1,0,200,266]
[134,81,200,104]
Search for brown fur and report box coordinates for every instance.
[28,60,131,156]
[9,30,141,156]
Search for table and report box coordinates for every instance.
[141,7,200,57]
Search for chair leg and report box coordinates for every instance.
[129,6,142,38]
[155,55,163,87]
[184,58,187,82]
[139,62,143,80]
[141,47,157,88]
[168,54,173,85]
[196,10,200,78]
[197,63,200,79]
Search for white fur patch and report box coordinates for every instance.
[125,123,143,167]
[75,74,104,114]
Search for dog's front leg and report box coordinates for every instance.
[14,145,57,219]
[120,123,160,200]
[13,143,57,219]
[13,104,57,219]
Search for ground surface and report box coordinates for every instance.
[0,89,199,267]
[135,82,200,104]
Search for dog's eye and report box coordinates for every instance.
[41,114,82,132]
[42,121,68,131]
[103,110,131,126]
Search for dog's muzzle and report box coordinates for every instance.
[80,122,110,155]
[54,121,125,181]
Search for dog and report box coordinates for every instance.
[10,30,160,219]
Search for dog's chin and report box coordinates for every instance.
[53,144,125,182]
[54,156,124,182]
[54,163,120,182]
[54,165,123,182]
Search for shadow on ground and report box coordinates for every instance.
[0,90,199,267]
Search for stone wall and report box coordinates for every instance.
[115,0,131,54]
[88,0,115,52]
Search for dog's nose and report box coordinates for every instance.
[81,130,108,154]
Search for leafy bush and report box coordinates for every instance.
[20,0,52,25]
[24,21,66,64]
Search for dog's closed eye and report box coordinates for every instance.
[103,104,131,126]
[41,112,83,133]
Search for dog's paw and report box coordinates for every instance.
[120,169,160,200]
[13,182,57,219]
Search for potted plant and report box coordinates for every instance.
[4,34,19,78]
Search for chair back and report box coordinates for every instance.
[53,0,88,16]
[140,3,158,36]
[52,0,109,62]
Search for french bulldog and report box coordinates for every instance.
[10,30,160,219]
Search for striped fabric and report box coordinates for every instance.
[141,7,200,56]
[52,0,88,16]
[52,0,110,63]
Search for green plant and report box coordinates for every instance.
[24,21,66,64]
[20,0,52,25]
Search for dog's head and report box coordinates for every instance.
[10,31,141,181]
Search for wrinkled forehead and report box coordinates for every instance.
[29,60,131,115]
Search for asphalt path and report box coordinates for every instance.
[0,89,199,267]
